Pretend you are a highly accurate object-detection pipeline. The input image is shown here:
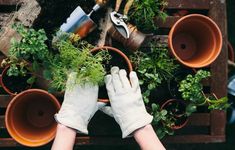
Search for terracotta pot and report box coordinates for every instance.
[228,41,234,62]
[91,46,133,102]
[160,99,188,130]
[168,14,222,68]
[108,24,147,52]
[5,89,61,147]
[0,66,32,95]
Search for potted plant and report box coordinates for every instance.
[1,24,51,93]
[128,0,168,32]
[90,46,133,101]
[131,42,179,103]
[179,70,230,116]
[5,89,61,147]
[168,14,222,68]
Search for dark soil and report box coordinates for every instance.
[2,73,32,94]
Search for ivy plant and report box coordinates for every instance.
[129,0,168,32]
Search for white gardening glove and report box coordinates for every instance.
[55,72,105,134]
[104,67,153,138]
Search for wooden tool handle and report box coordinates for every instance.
[95,0,109,6]
[115,0,123,12]
[124,0,134,15]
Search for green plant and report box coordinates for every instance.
[45,34,111,91]
[132,43,179,103]
[129,0,168,32]
[151,103,174,139]
[2,24,50,84]
[179,70,230,116]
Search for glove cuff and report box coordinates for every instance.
[54,113,88,134]
[121,112,153,138]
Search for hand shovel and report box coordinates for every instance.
[60,3,104,38]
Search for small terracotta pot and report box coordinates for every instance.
[160,99,188,130]
[108,24,147,52]
[0,66,32,95]
[91,46,133,102]
[5,89,61,147]
[168,14,222,68]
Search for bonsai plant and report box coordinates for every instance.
[132,42,179,103]
[179,70,230,116]
[129,0,168,32]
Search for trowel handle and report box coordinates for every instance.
[115,0,123,12]
[96,0,109,6]
[124,0,134,16]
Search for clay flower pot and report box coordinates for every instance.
[108,24,147,52]
[160,99,188,130]
[91,46,133,102]
[5,89,61,147]
[0,66,32,95]
[168,14,222,68]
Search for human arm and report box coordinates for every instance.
[134,124,165,150]
[51,72,102,150]
[105,67,165,150]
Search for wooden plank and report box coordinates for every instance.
[155,16,180,28]
[0,138,21,147]
[0,0,19,5]
[0,95,12,108]
[210,110,226,136]
[0,116,5,129]
[209,0,228,98]
[167,0,210,9]
[187,113,210,126]
[163,135,225,143]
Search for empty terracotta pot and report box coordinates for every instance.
[5,89,61,147]
[168,14,222,68]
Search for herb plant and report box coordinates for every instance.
[129,0,168,32]
[132,43,178,103]
[45,34,111,91]
[179,70,230,115]
[2,24,50,84]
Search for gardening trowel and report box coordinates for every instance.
[110,0,134,38]
[60,0,108,38]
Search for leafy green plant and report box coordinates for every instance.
[151,103,175,139]
[132,43,178,103]
[129,0,168,32]
[2,24,50,84]
[45,34,111,91]
[179,70,230,116]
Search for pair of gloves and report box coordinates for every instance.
[55,67,153,138]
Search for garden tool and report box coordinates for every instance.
[110,0,134,38]
[60,0,107,38]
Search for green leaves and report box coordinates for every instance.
[134,43,178,104]
[179,70,210,104]
[129,0,168,32]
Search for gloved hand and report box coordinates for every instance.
[55,72,105,134]
[104,67,153,138]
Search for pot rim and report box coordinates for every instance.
[90,46,133,103]
[168,14,222,68]
[5,89,61,147]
